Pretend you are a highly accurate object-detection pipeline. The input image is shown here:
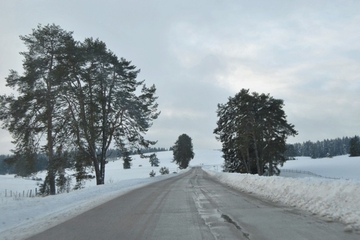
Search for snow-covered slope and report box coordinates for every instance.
[1,150,360,239]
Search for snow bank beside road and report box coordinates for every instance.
[206,171,360,231]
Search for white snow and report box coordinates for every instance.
[1,150,360,239]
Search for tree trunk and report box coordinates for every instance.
[46,56,56,195]
[268,157,273,176]
[252,134,263,175]
[245,148,251,173]
[90,143,104,185]
[240,149,249,173]
[47,99,56,195]
[93,155,103,185]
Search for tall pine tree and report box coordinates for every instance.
[0,24,75,194]
[58,38,160,184]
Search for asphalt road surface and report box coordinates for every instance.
[28,167,359,240]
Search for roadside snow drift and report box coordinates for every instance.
[205,171,360,231]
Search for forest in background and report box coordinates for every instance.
[0,147,168,175]
[1,136,359,176]
[286,135,360,159]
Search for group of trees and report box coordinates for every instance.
[214,89,297,176]
[147,133,194,178]
[0,147,169,176]
[147,133,194,170]
[0,153,49,176]
[0,24,159,194]
[105,147,167,159]
[214,89,360,175]
[286,137,351,159]
[0,155,13,174]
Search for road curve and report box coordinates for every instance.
[27,167,359,240]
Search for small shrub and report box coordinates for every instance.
[159,167,169,175]
[149,170,156,177]
[31,176,42,181]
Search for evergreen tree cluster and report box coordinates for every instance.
[0,24,160,194]
[0,153,50,176]
[1,146,168,176]
[103,147,168,159]
[286,137,351,158]
[214,89,297,176]
[139,147,168,154]
[349,136,360,157]
[0,155,13,174]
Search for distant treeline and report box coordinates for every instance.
[0,147,168,175]
[286,136,353,159]
[111,147,168,157]
[0,155,13,174]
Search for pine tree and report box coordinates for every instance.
[58,38,160,184]
[122,150,132,169]
[172,134,194,169]
[149,153,160,167]
[0,24,75,194]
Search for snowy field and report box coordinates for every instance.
[1,150,360,239]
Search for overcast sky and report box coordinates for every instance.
[0,0,359,154]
